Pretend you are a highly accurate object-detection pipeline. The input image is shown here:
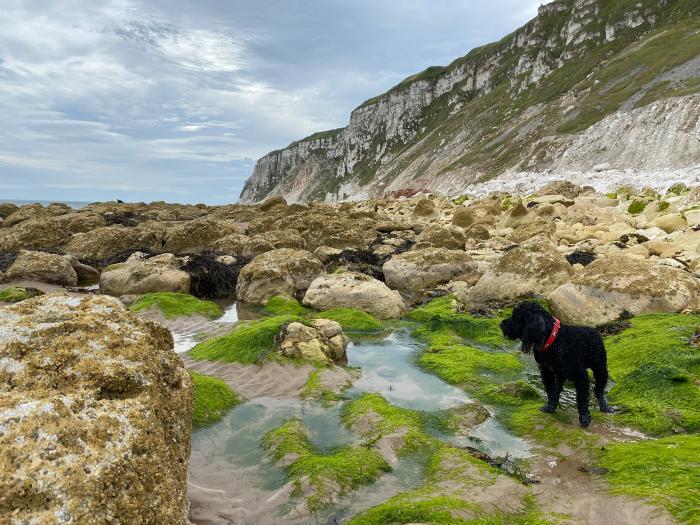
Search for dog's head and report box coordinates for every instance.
[500,301,551,353]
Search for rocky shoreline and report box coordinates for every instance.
[2,181,699,524]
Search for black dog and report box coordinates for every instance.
[500,302,614,427]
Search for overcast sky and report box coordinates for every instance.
[0,0,547,204]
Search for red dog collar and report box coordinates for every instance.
[540,318,561,352]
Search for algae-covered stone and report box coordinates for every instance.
[278,319,348,364]
[549,256,700,326]
[163,217,244,254]
[0,294,193,524]
[100,252,190,295]
[303,271,406,319]
[236,248,325,305]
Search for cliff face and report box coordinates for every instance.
[240,0,700,203]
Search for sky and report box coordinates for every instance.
[0,0,549,205]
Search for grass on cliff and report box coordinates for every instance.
[604,313,700,435]
[261,417,390,512]
[191,372,241,427]
[188,315,299,364]
[0,286,42,303]
[599,434,700,524]
[130,292,223,319]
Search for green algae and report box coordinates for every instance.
[342,393,447,455]
[0,286,41,303]
[188,315,299,364]
[605,313,700,435]
[300,370,344,405]
[129,292,223,319]
[419,345,522,390]
[290,445,391,511]
[191,372,241,427]
[261,417,390,512]
[264,295,312,316]
[260,417,313,462]
[348,445,561,525]
[599,434,700,523]
[315,307,385,332]
[627,200,648,215]
[263,295,385,331]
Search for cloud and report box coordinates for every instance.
[0,0,545,204]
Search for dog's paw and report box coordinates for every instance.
[599,404,617,414]
[540,404,556,413]
[579,413,592,427]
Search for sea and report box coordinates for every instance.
[1,199,90,209]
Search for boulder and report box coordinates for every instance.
[538,180,583,199]
[654,213,687,234]
[0,202,19,219]
[259,195,288,212]
[62,222,167,262]
[0,212,106,252]
[278,319,348,364]
[2,250,78,286]
[303,272,406,319]
[416,224,466,250]
[100,253,190,295]
[468,244,574,305]
[236,249,325,305]
[0,294,193,524]
[549,256,700,326]
[211,233,274,256]
[162,217,244,254]
[412,198,436,218]
[451,207,474,228]
[465,223,490,241]
[510,220,556,243]
[383,248,479,297]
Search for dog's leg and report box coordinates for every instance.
[573,372,592,427]
[592,363,614,413]
[539,366,561,413]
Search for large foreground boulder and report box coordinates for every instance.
[236,248,325,305]
[549,256,700,326]
[303,272,406,319]
[383,248,479,298]
[0,294,193,524]
[468,244,574,305]
[100,253,190,296]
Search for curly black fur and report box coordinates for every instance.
[182,252,251,299]
[500,301,614,427]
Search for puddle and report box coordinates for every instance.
[347,329,471,411]
[180,305,532,524]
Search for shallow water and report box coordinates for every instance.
[184,306,532,524]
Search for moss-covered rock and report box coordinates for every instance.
[264,294,312,316]
[188,315,299,364]
[605,313,700,434]
[314,307,384,332]
[191,371,241,427]
[261,417,313,465]
[0,286,42,303]
[130,292,223,319]
[261,417,390,513]
[599,434,700,524]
